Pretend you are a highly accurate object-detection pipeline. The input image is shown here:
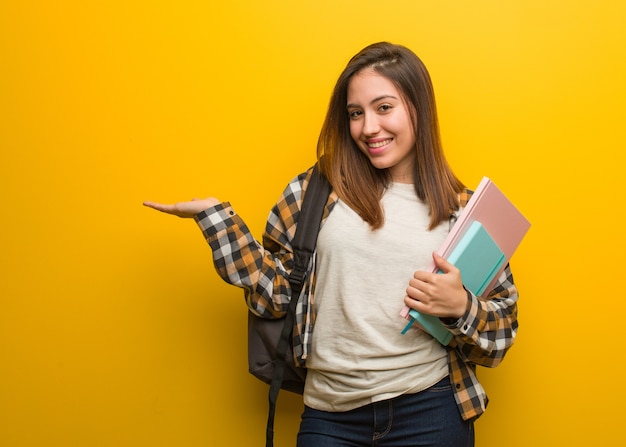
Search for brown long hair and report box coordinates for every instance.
[317,42,464,230]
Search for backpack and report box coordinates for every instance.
[247,164,331,447]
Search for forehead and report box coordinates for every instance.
[347,70,401,104]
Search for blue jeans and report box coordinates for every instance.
[297,376,474,447]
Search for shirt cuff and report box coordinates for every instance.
[441,289,475,334]
[194,202,235,236]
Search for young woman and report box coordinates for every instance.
[144,42,519,447]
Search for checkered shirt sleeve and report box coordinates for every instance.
[194,171,310,319]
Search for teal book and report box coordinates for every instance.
[402,221,506,345]
[445,220,506,296]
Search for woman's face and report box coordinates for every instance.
[347,70,416,183]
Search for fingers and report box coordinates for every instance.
[142,200,191,217]
[143,197,221,218]
[404,293,426,311]
[143,201,178,214]
[404,288,438,318]
[406,268,451,312]
[143,201,167,212]
[432,252,456,274]
[406,276,432,307]
[407,259,467,318]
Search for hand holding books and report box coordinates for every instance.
[406,252,472,318]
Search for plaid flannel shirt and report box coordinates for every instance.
[195,166,519,422]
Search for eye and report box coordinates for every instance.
[378,104,393,112]
[348,109,363,120]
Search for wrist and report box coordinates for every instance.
[441,288,471,324]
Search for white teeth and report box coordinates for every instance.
[368,139,392,148]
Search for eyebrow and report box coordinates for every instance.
[346,95,399,109]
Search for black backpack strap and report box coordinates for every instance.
[265,164,331,447]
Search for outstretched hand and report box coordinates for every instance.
[143,197,220,218]
[404,252,469,319]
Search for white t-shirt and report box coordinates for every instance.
[304,183,450,412]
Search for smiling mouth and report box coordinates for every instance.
[367,138,393,148]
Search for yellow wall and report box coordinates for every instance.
[1,1,625,445]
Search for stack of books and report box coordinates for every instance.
[400,177,531,345]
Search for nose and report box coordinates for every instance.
[362,113,380,136]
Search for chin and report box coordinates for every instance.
[367,158,393,171]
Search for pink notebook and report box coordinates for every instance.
[401,177,531,318]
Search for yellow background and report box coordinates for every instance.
[1,1,625,446]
